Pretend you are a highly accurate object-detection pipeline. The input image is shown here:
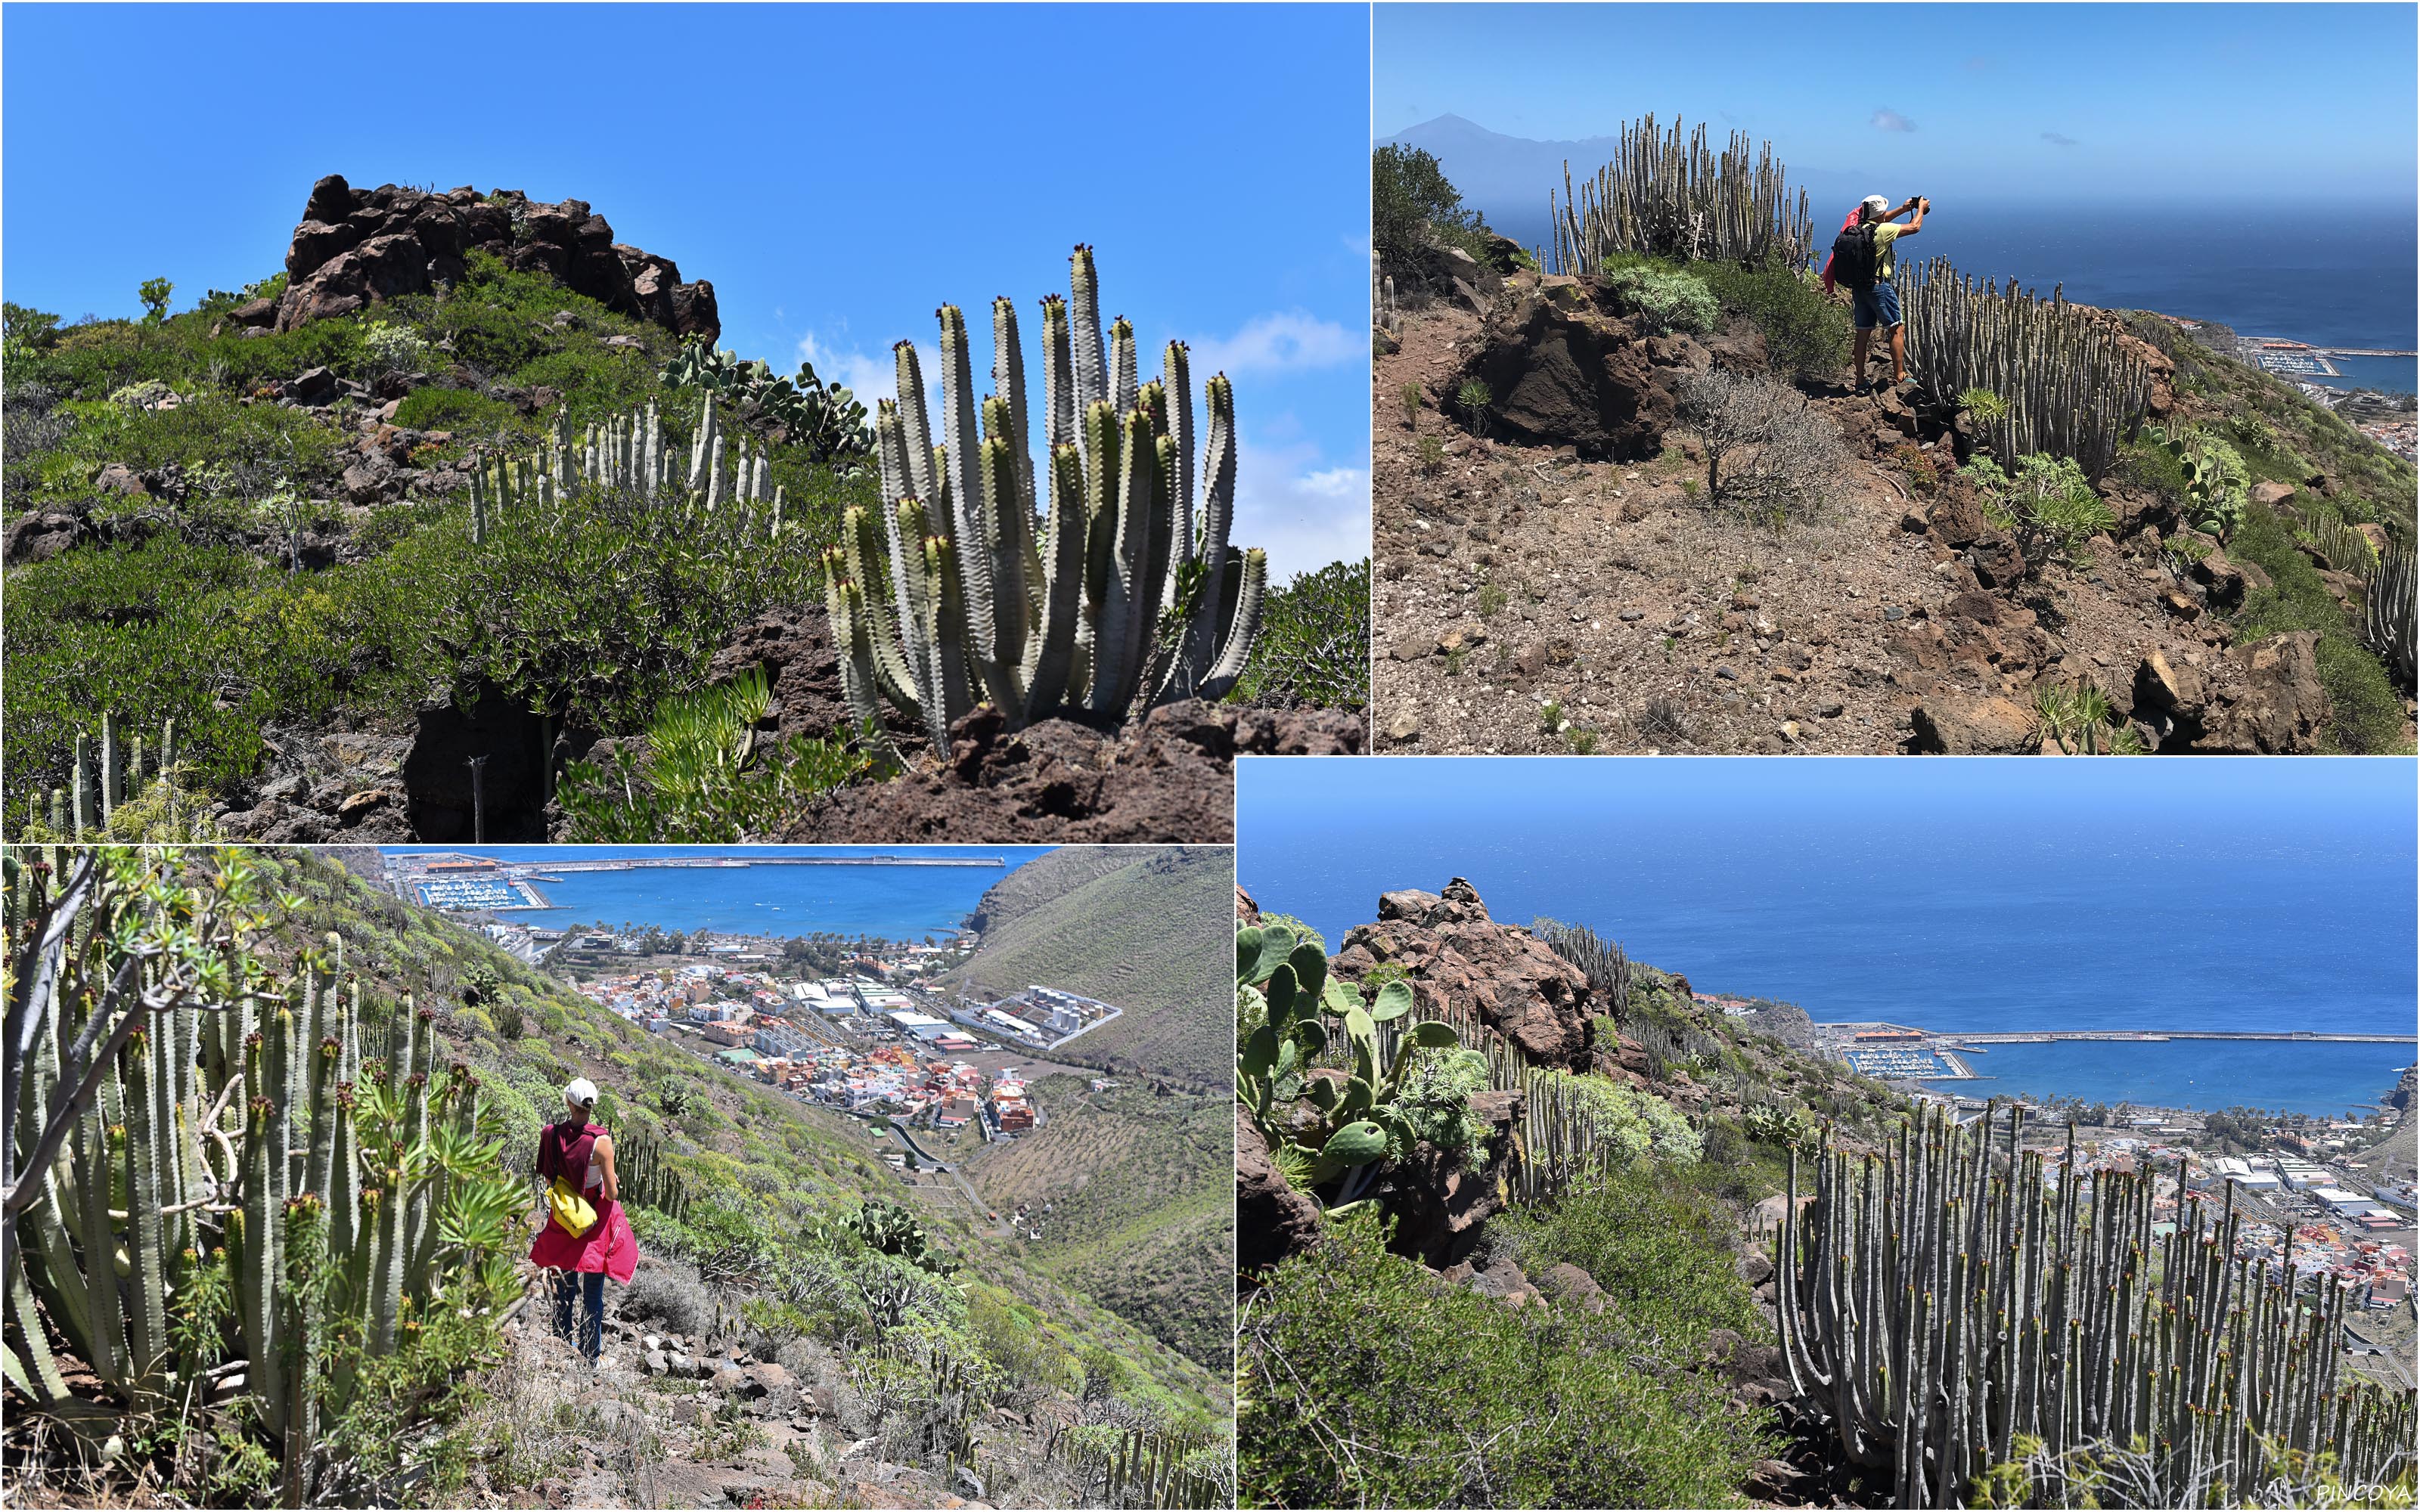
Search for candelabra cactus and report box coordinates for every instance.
[3,850,522,1502]
[1550,114,1814,276]
[825,246,1268,758]
[466,394,790,544]
[1775,1100,2417,1506]
[1902,260,2153,481]
[41,714,187,839]
[1236,922,1458,1216]
[2367,538,2415,690]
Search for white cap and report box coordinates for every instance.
[1862,194,1891,215]
[564,1077,598,1110]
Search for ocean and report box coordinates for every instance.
[1238,761,2418,1118]
[382,846,1054,940]
[1492,202,2418,395]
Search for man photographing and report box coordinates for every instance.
[1824,194,1929,393]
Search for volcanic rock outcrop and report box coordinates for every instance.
[266,175,718,342]
[1329,877,1603,1072]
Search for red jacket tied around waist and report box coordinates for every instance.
[529,1120,638,1283]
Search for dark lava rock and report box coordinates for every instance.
[276,174,715,342]
[1329,877,1602,1070]
[786,699,1362,842]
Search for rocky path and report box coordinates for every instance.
[1372,284,2338,754]
[482,1289,1004,1510]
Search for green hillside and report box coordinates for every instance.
[4,844,1221,1508]
[241,847,1222,1410]
[945,845,1234,1087]
[966,1075,1233,1373]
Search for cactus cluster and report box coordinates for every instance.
[2366,538,2415,690]
[1236,922,1459,1217]
[1046,1422,1227,1509]
[659,339,874,472]
[39,713,187,838]
[611,1120,690,1223]
[824,247,1268,758]
[1901,260,2154,481]
[1550,114,1814,277]
[1775,1101,2417,1507]
[4,849,522,1501]
[466,395,786,544]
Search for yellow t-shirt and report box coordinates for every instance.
[1872,222,1904,282]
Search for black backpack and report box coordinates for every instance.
[1831,222,1882,290]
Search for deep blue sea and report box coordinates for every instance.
[1239,761,2418,1118]
[1494,203,2418,395]
[380,846,1053,940]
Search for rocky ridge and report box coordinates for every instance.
[1374,268,2353,754]
[260,174,718,342]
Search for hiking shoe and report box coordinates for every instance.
[1852,381,1872,396]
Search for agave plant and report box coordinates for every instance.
[824,246,1268,758]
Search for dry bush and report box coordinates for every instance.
[1677,367,1852,526]
[621,1259,716,1337]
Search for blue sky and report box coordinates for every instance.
[1377,3,2418,204]
[1243,755,2419,847]
[2,4,1373,575]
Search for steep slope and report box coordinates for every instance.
[944,845,1235,1087]
[104,845,1227,1507]
[964,1075,1232,1374]
[1376,271,2412,756]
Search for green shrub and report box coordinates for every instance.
[1532,1070,1701,1163]
[1601,263,1720,336]
[1230,557,1369,713]
[1696,262,1852,383]
[1961,452,2115,560]
[2223,501,2410,754]
[1240,1212,1769,1509]
[1372,144,1497,271]
[1494,1164,1762,1349]
[392,385,520,435]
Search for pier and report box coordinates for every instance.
[501,855,1004,872]
[1946,1030,2414,1046]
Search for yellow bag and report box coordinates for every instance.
[548,1175,598,1238]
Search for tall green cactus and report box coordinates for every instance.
[2366,538,2415,690]
[1552,113,1813,275]
[1901,260,2153,481]
[1776,1100,2418,1506]
[827,247,1268,757]
[4,849,523,1502]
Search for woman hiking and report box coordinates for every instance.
[529,1078,638,1365]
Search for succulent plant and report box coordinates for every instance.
[1900,261,2152,482]
[1236,922,1458,1217]
[3,851,522,1501]
[2142,422,2251,538]
[1553,113,1814,276]
[2367,538,2415,691]
[825,246,1268,758]
[1775,1100,2417,1507]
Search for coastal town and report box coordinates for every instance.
[543,925,1125,1165]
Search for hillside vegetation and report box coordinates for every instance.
[4,844,1223,1510]
[966,1075,1232,1374]
[946,845,1234,1086]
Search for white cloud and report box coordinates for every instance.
[1870,107,1917,133]
[1186,310,1360,378]
[1230,438,1370,580]
[796,331,908,406]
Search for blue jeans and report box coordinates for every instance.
[1852,280,1901,331]
[553,1269,604,1361]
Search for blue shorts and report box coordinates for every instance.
[1852,280,1900,330]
